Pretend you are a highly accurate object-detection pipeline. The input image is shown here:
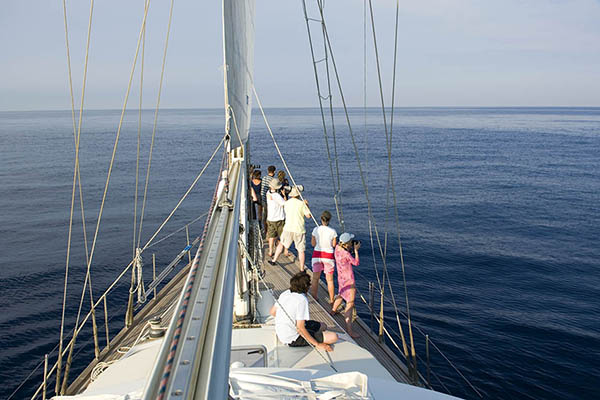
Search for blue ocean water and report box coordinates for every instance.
[0,107,598,399]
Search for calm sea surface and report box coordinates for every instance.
[1,108,598,399]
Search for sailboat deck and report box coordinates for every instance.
[260,248,411,384]
[67,244,411,394]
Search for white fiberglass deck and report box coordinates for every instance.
[231,323,396,381]
[252,247,412,384]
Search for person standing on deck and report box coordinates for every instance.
[266,179,285,257]
[270,271,338,351]
[331,232,361,338]
[261,165,276,232]
[310,210,337,304]
[277,170,290,200]
[250,170,263,227]
[269,186,311,270]
[275,170,291,256]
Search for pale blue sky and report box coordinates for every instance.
[1,0,599,111]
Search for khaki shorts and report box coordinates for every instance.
[266,220,284,239]
[280,230,306,252]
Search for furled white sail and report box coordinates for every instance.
[223,0,256,148]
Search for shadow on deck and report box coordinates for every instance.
[260,246,411,384]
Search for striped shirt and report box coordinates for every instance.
[261,175,274,204]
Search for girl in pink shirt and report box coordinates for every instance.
[332,232,360,338]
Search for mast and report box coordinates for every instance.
[142,1,256,399]
[223,0,256,151]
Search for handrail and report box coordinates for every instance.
[353,278,483,398]
[20,149,227,399]
[143,159,243,400]
[28,258,134,399]
[23,237,199,399]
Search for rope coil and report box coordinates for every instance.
[134,248,146,304]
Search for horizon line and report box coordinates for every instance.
[2,105,600,113]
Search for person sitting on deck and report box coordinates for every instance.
[331,232,361,338]
[310,210,337,304]
[270,271,338,351]
[269,186,311,270]
[266,179,285,257]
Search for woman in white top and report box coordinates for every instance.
[310,210,337,303]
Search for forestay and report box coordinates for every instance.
[223,0,256,148]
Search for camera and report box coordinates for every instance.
[351,239,361,247]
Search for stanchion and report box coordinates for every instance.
[369,282,374,332]
[103,297,110,350]
[42,354,48,400]
[426,334,431,387]
[152,253,157,300]
[378,291,384,344]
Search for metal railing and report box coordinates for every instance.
[358,279,484,399]
[8,219,210,400]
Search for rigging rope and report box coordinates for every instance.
[319,1,345,233]
[146,212,209,249]
[60,4,153,393]
[57,0,95,393]
[345,272,478,396]
[134,0,150,259]
[132,248,146,304]
[228,104,246,149]
[252,86,319,228]
[57,135,223,384]
[366,0,418,372]
[362,0,384,309]
[140,134,226,252]
[52,7,220,384]
[78,0,151,306]
[137,0,176,249]
[302,0,419,375]
[305,1,390,295]
[300,0,345,231]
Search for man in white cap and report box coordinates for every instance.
[269,186,311,270]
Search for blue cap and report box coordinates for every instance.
[339,232,355,244]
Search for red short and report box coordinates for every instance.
[311,250,334,274]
